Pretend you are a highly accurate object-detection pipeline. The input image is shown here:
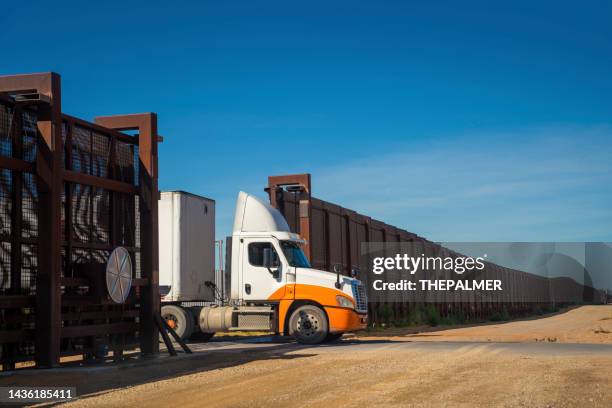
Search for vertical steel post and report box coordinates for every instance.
[344,213,351,275]
[35,73,63,368]
[267,174,312,260]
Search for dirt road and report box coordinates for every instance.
[361,305,612,344]
[54,342,612,408]
[2,305,611,408]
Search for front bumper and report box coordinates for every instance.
[324,307,368,333]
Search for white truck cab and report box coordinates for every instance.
[160,191,367,344]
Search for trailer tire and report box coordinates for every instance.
[289,305,328,344]
[161,305,194,341]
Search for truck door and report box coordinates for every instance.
[241,238,286,301]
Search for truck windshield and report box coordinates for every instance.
[280,241,311,268]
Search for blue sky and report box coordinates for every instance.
[2,1,611,242]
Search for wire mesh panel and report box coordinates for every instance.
[0,169,11,237]
[117,192,137,247]
[0,104,12,249]
[91,132,110,178]
[21,174,37,239]
[0,104,12,158]
[20,244,37,295]
[71,126,92,175]
[0,242,10,293]
[71,184,92,243]
[21,111,37,163]
[91,249,110,265]
[116,140,136,184]
[92,187,110,243]
[59,117,144,361]
[0,100,40,366]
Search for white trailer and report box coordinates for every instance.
[159,191,216,339]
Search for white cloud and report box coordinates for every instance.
[313,125,612,241]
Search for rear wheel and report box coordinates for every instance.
[289,305,328,344]
[161,305,194,341]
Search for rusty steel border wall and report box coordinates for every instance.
[0,73,159,370]
[267,173,607,324]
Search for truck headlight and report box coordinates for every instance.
[336,295,354,309]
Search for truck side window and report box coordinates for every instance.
[248,242,278,267]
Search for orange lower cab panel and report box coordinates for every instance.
[324,307,367,332]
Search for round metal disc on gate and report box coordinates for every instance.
[106,247,133,304]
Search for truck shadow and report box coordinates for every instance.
[0,343,320,405]
[298,338,395,348]
[0,337,402,405]
[209,335,395,348]
[0,336,459,408]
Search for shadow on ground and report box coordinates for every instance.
[0,338,393,405]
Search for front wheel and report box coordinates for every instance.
[289,305,328,344]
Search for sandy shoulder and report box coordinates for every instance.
[359,305,612,344]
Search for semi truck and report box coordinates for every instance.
[159,190,368,344]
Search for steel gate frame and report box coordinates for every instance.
[0,72,159,369]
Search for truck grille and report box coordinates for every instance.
[351,281,368,313]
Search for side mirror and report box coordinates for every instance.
[263,247,280,278]
[333,264,342,288]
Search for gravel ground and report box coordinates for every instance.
[2,305,610,408]
[62,342,612,408]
